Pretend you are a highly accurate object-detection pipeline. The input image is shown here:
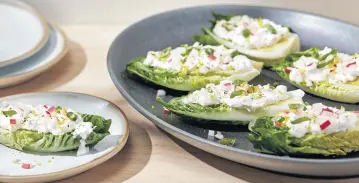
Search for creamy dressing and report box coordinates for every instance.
[143,42,256,74]
[182,80,305,111]
[0,101,94,141]
[287,47,359,87]
[212,15,291,49]
[274,103,358,138]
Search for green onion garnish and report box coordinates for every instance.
[277,116,285,122]
[291,117,311,124]
[55,106,63,113]
[2,110,17,117]
[230,50,241,58]
[219,138,236,146]
[242,28,251,38]
[288,103,303,110]
[67,112,78,121]
[263,24,277,34]
[204,48,215,55]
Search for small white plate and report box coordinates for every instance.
[0,24,68,88]
[0,0,49,68]
[0,92,129,183]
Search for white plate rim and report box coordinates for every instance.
[0,91,130,183]
[0,0,50,67]
[0,24,69,88]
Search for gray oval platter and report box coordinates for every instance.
[107,5,359,177]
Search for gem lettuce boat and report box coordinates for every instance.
[273,47,359,103]
[248,103,359,156]
[156,80,305,125]
[0,102,111,155]
[126,42,263,91]
[193,12,301,66]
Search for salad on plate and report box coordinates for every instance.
[126,42,263,91]
[273,47,359,103]
[0,101,112,156]
[248,103,359,156]
[156,80,305,125]
[193,11,300,66]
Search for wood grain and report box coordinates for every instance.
[4,24,359,182]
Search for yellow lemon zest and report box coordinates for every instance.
[298,68,306,73]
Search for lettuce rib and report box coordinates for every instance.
[273,48,359,103]
[156,95,303,126]
[127,57,263,91]
[248,116,359,156]
[0,114,111,153]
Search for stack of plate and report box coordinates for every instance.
[0,0,68,88]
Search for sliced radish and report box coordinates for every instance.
[10,119,16,124]
[320,120,331,130]
[346,62,356,68]
[208,55,216,60]
[163,109,170,115]
[21,163,31,169]
[322,108,333,113]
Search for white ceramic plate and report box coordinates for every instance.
[0,0,49,68]
[0,24,68,88]
[0,92,129,183]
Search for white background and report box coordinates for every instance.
[23,0,359,25]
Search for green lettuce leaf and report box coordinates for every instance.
[193,12,300,66]
[156,93,303,126]
[0,114,111,153]
[273,48,359,103]
[126,56,263,91]
[248,116,359,156]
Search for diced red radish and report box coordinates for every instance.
[320,120,331,130]
[44,105,48,109]
[21,163,31,169]
[46,106,55,115]
[10,119,16,125]
[163,109,170,114]
[285,68,292,73]
[354,110,359,114]
[208,55,216,60]
[47,106,55,112]
[307,63,313,67]
[346,62,356,68]
[224,83,232,86]
[322,108,333,113]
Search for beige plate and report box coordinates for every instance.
[0,0,49,68]
[0,92,130,183]
[0,24,68,88]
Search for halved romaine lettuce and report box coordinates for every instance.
[156,80,305,125]
[193,11,300,66]
[0,114,111,153]
[273,47,359,103]
[126,43,263,91]
[248,103,359,156]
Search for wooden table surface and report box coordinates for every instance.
[2,25,359,183]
